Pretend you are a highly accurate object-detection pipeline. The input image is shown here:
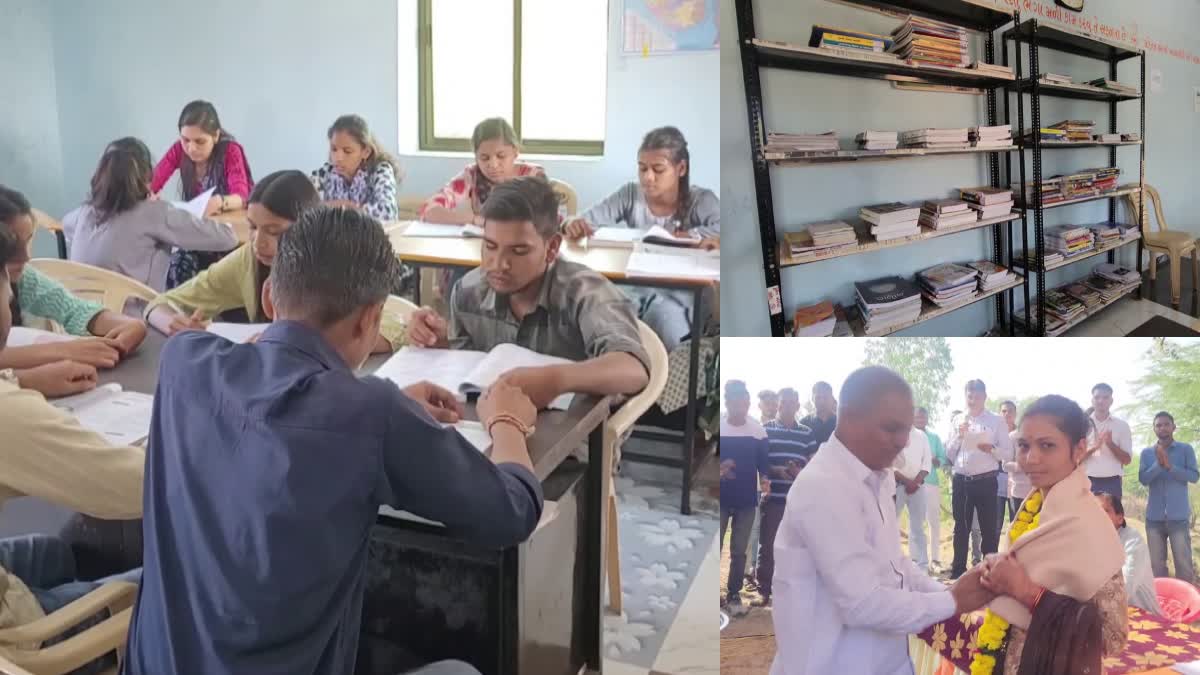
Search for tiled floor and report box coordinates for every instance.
[1064,294,1200,336]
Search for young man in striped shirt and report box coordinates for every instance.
[757,388,818,607]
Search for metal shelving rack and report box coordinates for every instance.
[735,0,1022,337]
[1001,19,1146,335]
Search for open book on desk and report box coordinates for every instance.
[400,221,485,239]
[625,243,719,281]
[588,225,701,249]
[374,344,576,410]
[51,383,154,446]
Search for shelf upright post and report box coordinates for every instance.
[1137,51,1146,298]
[734,0,787,336]
[1107,55,1118,264]
[984,31,1006,331]
[1028,21,1047,335]
[1011,22,1031,335]
[1001,23,1015,334]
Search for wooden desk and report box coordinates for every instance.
[85,328,611,675]
[389,222,712,514]
[32,208,68,259]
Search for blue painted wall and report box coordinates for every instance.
[721,0,1200,336]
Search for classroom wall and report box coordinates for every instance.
[46,0,718,218]
[721,0,1200,336]
[0,0,67,257]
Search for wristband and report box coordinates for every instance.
[486,413,534,438]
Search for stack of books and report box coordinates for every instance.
[969,125,1012,148]
[1085,78,1139,96]
[917,263,979,307]
[855,276,923,335]
[809,25,894,53]
[968,261,1015,291]
[792,300,837,337]
[969,61,1013,77]
[860,202,921,241]
[856,130,899,150]
[1094,133,1122,143]
[1014,249,1064,273]
[1040,72,1073,85]
[1048,120,1095,142]
[1082,273,1135,303]
[1087,222,1122,247]
[899,128,970,149]
[1094,262,1141,285]
[1062,281,1102,309]
[1118,222,1141,240]
[919,199,977,230]
[960,186,1014,219]
[890,15,969,67]
[1122,132,1141,142]
[784,221,859,259]
[1045,224,1095,258]
[1044,289,1087,323]
[765,131,839,152]
[1081,167,1120,193]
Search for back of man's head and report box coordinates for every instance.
[271,206,400,326]
[481,175,562,239]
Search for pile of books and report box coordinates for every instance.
[1062,281,1102,309]
[1044,289,1087,323]
[899,127,969,150]
[969,125,1012,149]
[809,25,894,53]
[1082,167,1120,193]
[919,199,977,230]
[890,15,969,67]
[969,61,1013,78]
[1088,221,1122,247]
[1122,132,1141,142]
[917,263,978,307]
[1095,262,1141,285]
[856,130,899,150]
[1094,133,1122,143]
[783,221,859,259]
[1049,120,1095,142]
[1085,78,1139,96]
[968,261,1015,292]
[765,131,839,153]
[855,275,923,335]
[1081,272,1135,303]
[1023,127,1068,144]
[1045,224,1095,258]
[1040,72,1073,85]
[1017,167,1121,206]
[792,300,838,337]
[860,202,921,241]
[960,186,1014,220]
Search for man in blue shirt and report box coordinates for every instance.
[125,207,544,675]
[758,388,818,607]
[720,379,770,617]
[1138,411,1198,584]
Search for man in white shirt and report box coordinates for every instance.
[770,366,994,675]
[894,422,932,572]
[1086,382,1133,498]
[946,379,1014,580]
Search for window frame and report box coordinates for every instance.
[417,0,605,156]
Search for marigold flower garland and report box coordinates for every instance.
[969,489,1044,675]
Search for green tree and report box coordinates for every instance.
[990,395,1042,418]
[862,338,954,425]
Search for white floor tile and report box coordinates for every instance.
[652,534,720,675]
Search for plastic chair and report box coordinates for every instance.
[27,259,156,316]
[1154,576,1200,623]
[0,581,136,675]
[1125,185,1200,306]
[30,209,67,260]
[550,179,578,217]
[605,321,669,614]
[385,295,419,323]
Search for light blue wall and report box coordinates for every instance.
[0,0,66,257]
[45,0,718,216]
[721,0,1200,336]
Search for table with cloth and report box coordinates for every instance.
[911,606,1200,674]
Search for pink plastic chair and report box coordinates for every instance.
[1154,577,1200,623]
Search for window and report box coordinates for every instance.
[418,0,608,156]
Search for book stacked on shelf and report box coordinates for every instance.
[860,202,921,241]
[899,128,969,149]
[1094,133,1122,143]
[1094,262,1141,286]
[968,261,1015,291]
[919,199,977,230]
[959,186,1015,219]
[1085,78,1139,96]
[890,15,969,67]
[1022,127,1068,143]
[855,276,923,335]
[969,61,1013,77]
[1081,272,1136,303]
[1014,249,1064,272]
[1040,72,1073,85]
[1087,221,1122,247]
[1048,120,1095,142]
[765,131,839,152]
[792,300,837,337]
[1121,132,1141,142]
[856,130,899,150]
[969,125,1012,148]
[783,221,859,259]
[1044,289,1087,323]
[917,263,978,307]
[1079,167,1120,193]
[1045,224,1096,258]
[809,25,894,52]
[1062,281,1102,309]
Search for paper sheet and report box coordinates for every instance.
[461,343,575,411]
[588,227,644,248]
[401,221,472,238]
[373,347,487,399]
[171,187,217,219]
[626,249,720,280]
[51,383,154,446]
[6,326,77,347]
[963,430,990,454]
[207,323,269,344]
[449,420,490,453]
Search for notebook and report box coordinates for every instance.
[588,225,701,249]
[51,383,154,446]
[374,344,576,410]
[400,221,485,238]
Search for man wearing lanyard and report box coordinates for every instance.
[946,379,1014,580]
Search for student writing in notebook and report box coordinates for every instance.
[407,176,650,409]
[64,137,239,292]
[0,185,147,394]
[151,100,253,288]
[125,207,533,675]
[561,126,720,350]
[145,171,406,354]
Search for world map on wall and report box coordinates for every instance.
[623,0,719,55]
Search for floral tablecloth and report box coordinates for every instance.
[912,606,1200,674]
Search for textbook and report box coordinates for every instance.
[588,225,701,249]
[374,344,576,410]
[51,383,154,446]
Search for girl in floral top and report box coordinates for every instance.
[0,185,148,392]
[152,100,254,288]
[311,115,401,222]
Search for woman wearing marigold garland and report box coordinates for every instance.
[971,395,1128,675]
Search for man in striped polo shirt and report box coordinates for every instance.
[757,388,819,607]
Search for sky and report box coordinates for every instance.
[723,337,1200,443]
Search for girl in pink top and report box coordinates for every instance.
[152,100,254,288]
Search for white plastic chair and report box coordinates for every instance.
[27,259,156,315]
[0,581,136,675]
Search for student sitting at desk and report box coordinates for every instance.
[407,175,650,409]
[562,126,720,351]
[0,185,148,394]
[151,100,254,288]
[145,170,405,354]
[64,137,239,292]
[125,207,537,675]
[311,114,401,221]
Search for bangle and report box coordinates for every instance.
[486,413,534,438]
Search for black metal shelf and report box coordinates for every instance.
[1009,80,1140,102]
[750,39,1015,88]
[1004,19,1141,61]
[828,0,1015,32]
[1014,140,1141,149]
